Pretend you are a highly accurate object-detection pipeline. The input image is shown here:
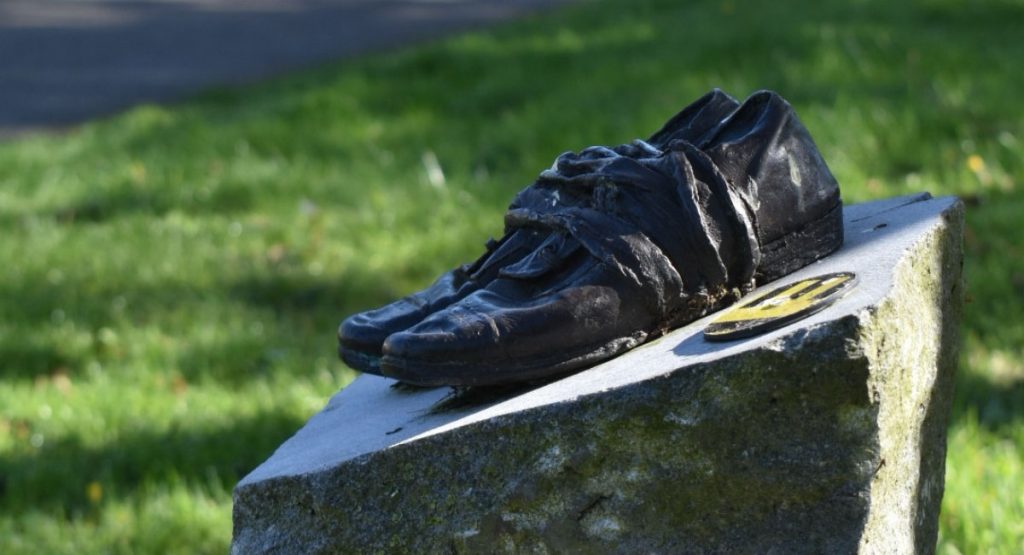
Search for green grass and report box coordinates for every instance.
[1,0,1022,552]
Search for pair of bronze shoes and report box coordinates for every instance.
[339,90,843,387]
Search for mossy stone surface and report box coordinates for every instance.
[232,195,963,554]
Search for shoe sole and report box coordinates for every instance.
[382,201,844,387]
[380,331,649,387]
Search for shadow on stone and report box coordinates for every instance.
[428,381,550,415]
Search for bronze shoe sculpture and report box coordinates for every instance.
[378,91,843,386]
[338,89,742,374]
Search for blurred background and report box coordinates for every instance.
[0,0,1021,552]
[0,0,572,138]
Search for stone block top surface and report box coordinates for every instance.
[239,193,957,487]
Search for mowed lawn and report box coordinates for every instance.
[1,0,1021,552]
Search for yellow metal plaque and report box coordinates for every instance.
[704,272,857,341]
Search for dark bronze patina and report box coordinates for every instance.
[338,89,741,374]
[340,90,844,386]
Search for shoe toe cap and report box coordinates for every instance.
[381,313,476,362]
[383,284,634,364]
[338,309,402,355]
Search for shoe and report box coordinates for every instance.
[338,89,742,374]
[379,91,843,386]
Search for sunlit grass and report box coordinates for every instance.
[1,0,1021,552]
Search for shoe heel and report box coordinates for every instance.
[755,201,844,284]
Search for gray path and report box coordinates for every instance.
[0,0,576,138]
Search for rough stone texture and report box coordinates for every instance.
[232,194,964,554]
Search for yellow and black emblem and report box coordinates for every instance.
[704,272,858,342]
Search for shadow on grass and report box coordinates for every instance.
[49,182,255,225]
[228,271,396,316]
[0,340,75,382]
[0,265,392,383]
[0,410,305,517]
[951,370,1024,433]
[0,277,206,381]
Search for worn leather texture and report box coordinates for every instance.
[338,89,743,373]
[379,91,843,386]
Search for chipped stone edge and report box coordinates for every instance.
[856,198,964,554]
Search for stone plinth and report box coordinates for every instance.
[233,194,964,554]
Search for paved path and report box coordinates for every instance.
[0,0,576,138]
